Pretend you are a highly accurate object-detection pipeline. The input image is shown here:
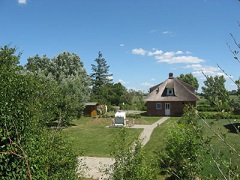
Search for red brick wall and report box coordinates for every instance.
[147,101,196,116]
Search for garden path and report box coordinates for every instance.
[78,116,169,179]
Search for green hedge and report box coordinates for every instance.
[198,112,240,119]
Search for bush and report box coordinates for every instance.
[106,128,157,180]
[0,47,78,179]
[198,112,240,119]
[156,124,203,179]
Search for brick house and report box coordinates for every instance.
[145,73,200,116]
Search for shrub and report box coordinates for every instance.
[106,128,157,180]
[156,124,203,179]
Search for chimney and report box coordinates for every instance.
[169,72,174,79]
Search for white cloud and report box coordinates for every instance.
[183,64,229,78]
[18,0,27,4]
[118,79,129,84]
[183,64,203,70]
[156,55,205,64]
[148,49,163,56]
[120,44,124,47]
[132,48,147,56]
[162,31,171,34]
[132,48,205,65]
[140,82,154,87]
[162,31,175,36]
[176,51,183,55]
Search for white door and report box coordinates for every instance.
[165,103,170,116]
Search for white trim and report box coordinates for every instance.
[167,88,174,96]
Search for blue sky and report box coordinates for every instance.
[1,0,240,92]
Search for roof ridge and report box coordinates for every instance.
[174,78,200,100]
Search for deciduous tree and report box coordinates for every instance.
[0,45,77,179]
[202,75,230,110]
[177,73,199,91]
[26,52,90,125]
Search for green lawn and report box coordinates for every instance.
[64,117,142,157]
[128,114,162,125]
[198,118,240,178]
[65,114,240,178]
[143,117,179,155]
[143,116,240,179]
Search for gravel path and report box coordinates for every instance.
[78,116,169,179]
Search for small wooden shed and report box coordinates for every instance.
[84,102,99,117]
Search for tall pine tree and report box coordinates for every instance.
[90,51,113,102]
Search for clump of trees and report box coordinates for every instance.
[26,52,90,125]
[202,75,230,111]
[90,51,146,111]
[0,46,78,179]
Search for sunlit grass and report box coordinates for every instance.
[64,117,142,157]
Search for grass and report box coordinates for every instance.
[64,117,142,157]
[143,116,240,179]
[143,117,179,155]
[198,118,240,178]
[65,112,240,178]
[64,114,160,157]
[128,114,162,125]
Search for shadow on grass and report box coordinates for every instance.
[224,123,240,134]
[46,122,77,128]
[140,112,148,116]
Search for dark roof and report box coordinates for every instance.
[85,102,99,106]
[145,73,200,102]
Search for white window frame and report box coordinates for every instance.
[156,103,162,110]
[167,88,174,96]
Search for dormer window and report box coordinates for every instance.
[167,88,174,96]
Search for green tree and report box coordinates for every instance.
[25,54,50,75]
[0,45,78,179]
[0,45,21,69]
[120,89,145,110]
[90,51,113,102]
[100,82,127,106]
[177,73,199,91]
[202,75,230,110]
[26,52,90,125]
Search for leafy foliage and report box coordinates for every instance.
[157,106,204,179]
[107,128,157,180]
[26,52,90,125]
[177,73,199,91]
[202,75,230,111]
[0,46,78,179]
[96,82,127,106]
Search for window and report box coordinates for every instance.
[167,88,174,96]
[156,103,162,110]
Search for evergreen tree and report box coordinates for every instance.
[90,51,113,102]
